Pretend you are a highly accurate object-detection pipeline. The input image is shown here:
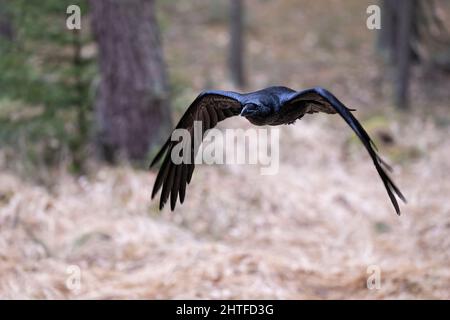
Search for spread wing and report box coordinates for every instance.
[281,87,406,215]
[150,91,244,210]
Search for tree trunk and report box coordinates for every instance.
[395,0,414,109]
[378,0,420,109]
[0,1,14,41]
[90,0,172,162]
[377,0,397,62]
[229,0,246,88]
[378,0,419,64]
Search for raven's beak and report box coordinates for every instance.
[240,104,258,117]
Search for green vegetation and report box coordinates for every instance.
[0,0,94,176]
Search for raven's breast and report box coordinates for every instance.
[245,116,270,126]
[245,113,280,126]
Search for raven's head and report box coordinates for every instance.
[240,103,271,125]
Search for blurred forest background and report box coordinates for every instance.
[0,0,450,299]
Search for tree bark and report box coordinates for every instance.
[377,0,397,62]
[0,1,14,41]
[378,0,419,64]
[90,0,172,162]
[229,0,246,88]
[395,0,414,109]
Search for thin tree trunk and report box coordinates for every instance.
[395,0,414,109]
[69,29,87,173]
[0,1,14,41]
[229,0,246,88]
[378,0,397,62]
[90,0,172,162]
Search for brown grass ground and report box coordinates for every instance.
[1,0,450,299]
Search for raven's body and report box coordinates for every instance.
[203,86,297,126]
[150,86,406,214]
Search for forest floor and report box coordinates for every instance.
[1,0,450,299]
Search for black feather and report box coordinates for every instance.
[179,165,188,204]
[160,164,175,210]
[208,107,218,128]
[152,153,170,199]
[170,164,182,211]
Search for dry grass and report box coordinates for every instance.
[1,0,450,299]
[1,114,450,299]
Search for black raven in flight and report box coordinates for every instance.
[150,86,406,214]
